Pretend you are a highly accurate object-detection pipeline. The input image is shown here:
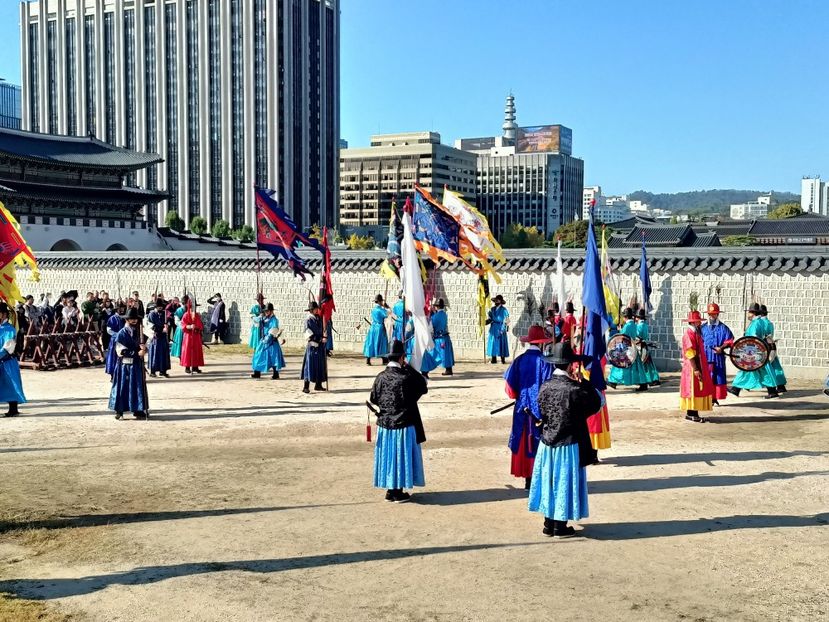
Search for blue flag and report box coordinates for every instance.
[412,185,460,262]
[640,233,653,313]
[581,213,608,391]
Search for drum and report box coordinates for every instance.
[607,334,635,369]
[729,336,769,371]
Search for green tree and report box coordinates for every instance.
[165,211,185,232]
[722,235,757,247]
[345,233,375,250]
[232,225,255,243]
[190,216,208,235]
[211,219,232,238]
[500,223,545,248]
[552,220,607,249]
[767,202,802,220]
[309,223,323,242]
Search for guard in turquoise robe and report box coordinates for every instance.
[636,311,660,386]
[607,309,649,391]
[431,299,455,375]
[248,303,262,349]
[729,304,779,398]
[0,303,25,417]
[392,297,405,341]
[405,317,439,376]
[486,295,510,363]
[251,304,286,379]
[363,295,390,364]
[759,306,787,393]
[170,298,187,358]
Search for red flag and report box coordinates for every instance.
[318,227,335,326]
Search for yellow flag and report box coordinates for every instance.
[601,226,620,325]
[0,201,40,304]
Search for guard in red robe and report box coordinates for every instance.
[562,301,578,344]
[680,310,714,422]
[180,305,205,374]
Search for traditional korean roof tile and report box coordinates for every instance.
[0,179,167,205]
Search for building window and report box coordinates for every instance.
[66,17,77,135]
[186,0,200,218]
[165,3,179,214]
[47,20,57,134]
[208,0,222,221]
[84,16,96,135]
[104,12,115,143]
[28,24,39,132]
[231,0,245,226]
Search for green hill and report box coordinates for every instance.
[628,189,800,214]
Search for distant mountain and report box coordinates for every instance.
[628,189,800,214]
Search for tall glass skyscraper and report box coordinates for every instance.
[0,80,22,130]
[20,0,340,230]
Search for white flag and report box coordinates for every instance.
[556,240,566,307]
[401,209,434,371]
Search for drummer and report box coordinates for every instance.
[636,309,660,387]
[701,303,734,406]
[606,308,649,392]
[728,303,779,399]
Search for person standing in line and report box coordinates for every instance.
[132,291,145,319]
[681,310,715,422]
[108,307,149,420]
[369,339,428,503]
[0,302,26,418]
[528,342,601,538]
[301,301,327,393]
[146,299,171,378]
[636,308,661,387]
[251,303,286,380]
[561,301,578,345]
[700,303,734,406]
[430,299,454,376]
[504,325,554,490]
[391,292,406,342]
[606,308,649,392]
[545,303,564,343]
[165,297,180,343]
[248,297,263,349]
[104,301,127,377]
[759,304,787,394]
[180,301,205,374]
[170,295,188,359]
[486,295,510,364]
[207,293,227,345]
[363,294,390,366]
[729,303,779,399]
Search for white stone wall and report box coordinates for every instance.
[17,255,829,379]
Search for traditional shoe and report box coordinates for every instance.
[777,386,787,394]
[384,490,396,502]
[271,371,280,380]
[185,367,192,375]
[490,357,497,364]
[823,389,829,398]
[553,525,577,539]
[712,399,720,406]
[251,371,261,379]
[635,385,649,392]
[650,380,662,386]
[607,382,617,390]
[193,368,202,374]
[149,372,157,378]
[727,387,740,397]
[3,411,19,417]
[685,413,707,423]
[524,477,532,490]
[764,393,779,399]
[542,525,555,537]
[114,412,124,420]
[161,373,170,378]
[314,383,325,391]
[134,412,148,420]
[302,387,310,394]
[441,369,454,376]
[366,358,372,366]
[393,491,411,503]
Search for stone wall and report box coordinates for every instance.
[20,248,829,379]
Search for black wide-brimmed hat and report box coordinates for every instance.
[552,302,560,313]
[759,304,768,316]
[374,294,385,304]
[0,302,9,315]
[623,307,634,319]
[636,308,647,319]
[544,342,589,365]
[492,294,505,305]
[306,301,320,312]
[155,298,167,308]
[435,298,445,309]
[746,302,761,314]
[565,301,575,313]
[265,303,275,312]
[386,339,406,359]
[125,307,141,321]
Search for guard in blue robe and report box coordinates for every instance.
[363,294,390,365]
[108,308,149,419]
[0,303,25,417]
[606,309,649,391]
[251,303,286,379]
[729,303,779,399]
[248,302,262,349]
[392,296,405,341]
[104,306,126,376]
[170,298,187,358]
[302,302,327,393]
[760,305,787,393]
[404,317,439,376]
[487,295,510,363]
[146,300,171,377]
[701,303,734,404]
[431,299,455,375]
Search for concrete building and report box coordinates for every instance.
[339,132,476,227]
[456,95,584,237]
[20,0,339,231]
[595,195,630,224]
[801,176,827,216]
[730,194,772,220]
[583,185,602,215]
[629,199,649,214]
[0,79,22,130]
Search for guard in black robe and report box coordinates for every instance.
[301,302,327,393]
[146,299,171,377]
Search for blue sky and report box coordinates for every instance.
[3,1,827,195]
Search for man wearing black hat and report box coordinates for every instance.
[528,342,601,538]
[369,339,428,502]
[545,303,564,343]
[729,303,779,399]
[146,298,171,378]
[109,307,149,420]
[562,301,578,345]
[0,302,26,417]
[301,301,327,393]
[759,305,787,394]
[207,293,227,345]
[486,294,510,364]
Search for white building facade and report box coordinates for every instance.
[801,176,827,216]
[730,194,772,220]
[583,185,602,214]
[595,195,630,224]
[20,0,340,231]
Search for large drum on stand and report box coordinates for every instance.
[728,336,770,371]
[607,334,636,369]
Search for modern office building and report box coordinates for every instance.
[801,176,827,216]
[730,194,772,220]
[0,80,22,130]
[20,0,340,231]
[456,95,584,237]
[339,132,476,227]
[582,185,602,215]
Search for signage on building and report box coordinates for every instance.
[516,125,572,155]
[784,237,816,245]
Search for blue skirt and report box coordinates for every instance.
[0,358,26,404]
[105,340,119,375]
[251,340,286,372]
[363,324,389,358]
[248,325,260,349]
[108,362,148,413]
[607,359,648,386]
[528,442,588,521]
[170,327,184,358]
[301,344,327,382]
[767,357,787,387]
[733,365,777,391]
[487,329,508,357]
[373,425,425,490]
[434,335,455,368]
[148,337,171,374]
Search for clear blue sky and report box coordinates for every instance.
[3,1,827,195]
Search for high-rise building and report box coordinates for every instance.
[801,176,827,216]
[0,80,22,130]
[583,185,602,215]
[339,132,476,227]
[456,95,584,237]
[20,0,340,230]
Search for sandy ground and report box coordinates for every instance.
[0,350,827,622]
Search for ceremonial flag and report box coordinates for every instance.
[379,201,402,279]
[401,199,434,371]
[581,211,608,391]
[476,273,491,337]
[640,232,653,314]
[254,188,324,281]
[0,201,39,303]
[412,186,461,263]
[555,240,566,308]
[601,226,621,326]
[318,227,335,326]
[442,187,503,281]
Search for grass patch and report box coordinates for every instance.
[0,592,75,622]
[204,343,253,357]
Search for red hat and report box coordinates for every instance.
[520,325,552,345]
[686,310,703,324]
[706,303,720,315]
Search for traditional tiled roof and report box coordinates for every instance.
[748,214,829,236]
[0,127,163,171]
[0,179,167,206]
[30,247,829,275]
[625,224,695,246]
[157,227,256,248]
[605,215,657,231]
[691,231,721,247]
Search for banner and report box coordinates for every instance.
[0,201,39,303]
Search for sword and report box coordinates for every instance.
[490,401,515,415]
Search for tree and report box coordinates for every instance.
[345,233,375,250]
[552,220,607,249]
[309,223,323,242]
[211,219,232,239]
[500,223,545,248]
[722,235,757,247]
[232,225,255,243]
[190,216,208,235]
[165,211,185,232]
[767,202,802,220]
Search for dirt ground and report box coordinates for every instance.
[0,349,827,622]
